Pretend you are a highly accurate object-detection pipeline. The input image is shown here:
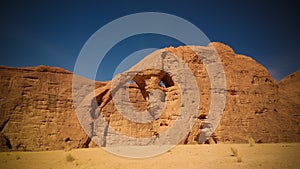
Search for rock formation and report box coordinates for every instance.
[0,66,106,151]
[0,42,299,151]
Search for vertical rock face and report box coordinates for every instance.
[277,71,300,141]
[0,42,299,151]
[278,70,300,116]
[210,43,299,143]
[0,66,105,151]
[209,43,292,143]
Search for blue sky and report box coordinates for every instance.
[0,0,299,81]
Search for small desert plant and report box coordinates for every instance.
[230,146,238,157]
[248,137,255,147]
[230,147,243,163]
[64,144,72,152]
[16,154,21,160]
[237,155,242,163]
[65,153,75,162]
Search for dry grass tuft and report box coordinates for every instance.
[64,144,72,152]
[16,154,21,160]
[237,156,242,163]
[248,137,255,147]
[230,147,243,163]
[65,153,75,162]
[230,146,238,157]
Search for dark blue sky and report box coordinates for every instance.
[0,0,299,81]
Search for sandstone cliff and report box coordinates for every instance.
[0,42,299,151]
[0,66,106,151]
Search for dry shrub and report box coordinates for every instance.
[64,144,72,152]
[237,156,242,163]
[248,137,255,147]
[65,153,75,162]
[16,154,21,160]
[230,146,238,157]
[230,147,243,163]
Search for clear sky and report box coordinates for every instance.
[0,0,299,81]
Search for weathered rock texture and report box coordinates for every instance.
[0,66,105,151]
[208,43,300,143]
[277,70,300,138]
[0,42,299,151]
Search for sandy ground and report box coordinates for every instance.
[1,143,299,169]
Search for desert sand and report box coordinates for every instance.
[1,143,299,169]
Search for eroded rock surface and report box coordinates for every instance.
[0,66,105,151]
[0,43,299,151]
